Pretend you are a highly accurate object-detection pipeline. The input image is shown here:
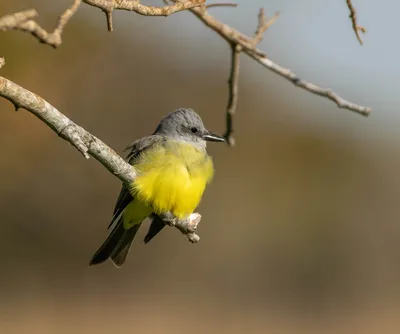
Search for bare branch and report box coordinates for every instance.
[0,57,201,243]
[54,0,82,37]
[188,5,371,116]
[247,51,371,115]
[0,0,81,48]
[224,44,241,146]
[346,0,366,45]
[252,8,279,46]
[83,0,205,32]
[0,9,38,30]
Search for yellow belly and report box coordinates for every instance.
[130,140,214,219]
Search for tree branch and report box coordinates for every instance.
[224,44,240,146]
[205,3,237,10]
[216,8,279,146]
[247,51,370,115]
[0,0,81,48]
[83,0,205,31]
[0,9,38,30]
[187,5,371,118]
[346,0,366,45]
[0,57,201,243]
[252,8,279,46]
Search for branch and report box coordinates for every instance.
[187,5,371,117]
[0,57,201,243]
[224,44,240,146]
[252,8,279,46]
[0,0,81,48]
[346,0,366,45]
[221,8,279,146]
[205,3,237,10]
[83,0,205,31]
[247,51,371,115]
[0,9,38,29]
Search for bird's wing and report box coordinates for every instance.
[144,213,166,243]
[107,135,166,230]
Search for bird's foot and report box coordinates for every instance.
[158,212,177,227]
[166,220,176,227]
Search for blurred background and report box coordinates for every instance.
[1,0,399,333]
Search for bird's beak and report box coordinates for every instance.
[203,131,226,143]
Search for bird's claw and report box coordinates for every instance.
[165,218,176,227]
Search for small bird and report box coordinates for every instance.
[89,108,225,267]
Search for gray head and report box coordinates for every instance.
[154,108,225,147]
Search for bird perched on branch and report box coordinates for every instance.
[89,108,225,267]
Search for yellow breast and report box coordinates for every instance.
[130,140,214,219]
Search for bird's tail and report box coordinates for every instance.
[89,219,141,268]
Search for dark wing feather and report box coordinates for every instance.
[110,222,141,267]
[144,214,166,244]
[124,135,166,162]
[108,186,132,229]
[108,135,166,230]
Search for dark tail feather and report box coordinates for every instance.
[110,223,140,267]
[89,220,140,267]
[144,214,166,244]
[89,219,125,266]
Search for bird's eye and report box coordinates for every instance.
[191,127,198,133]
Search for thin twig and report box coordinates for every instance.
[253,8,279,46]
[247,50,371,115]
[54,0,82,36]
[346,0,366,45]
[205,3,237,9]
[224,44,241,146]
[83,0,205,31]
[0,0,81,48]
[0,57,201,243]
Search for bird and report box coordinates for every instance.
[89,108,225,267]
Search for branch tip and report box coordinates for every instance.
[346,0,366,45]
[105,9,113,31]
[253,8,279,46]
